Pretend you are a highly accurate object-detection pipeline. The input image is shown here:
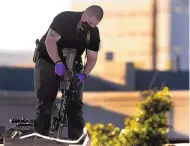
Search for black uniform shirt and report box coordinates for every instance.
[39,11,101,64]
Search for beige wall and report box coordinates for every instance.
[156,0,171,70]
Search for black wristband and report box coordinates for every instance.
[55,60,62,64]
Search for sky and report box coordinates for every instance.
[0,0,71,52]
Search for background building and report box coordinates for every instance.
[170,0,189,71]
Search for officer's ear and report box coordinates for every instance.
[84,11,90,21]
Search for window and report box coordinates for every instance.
[105,52,114,61]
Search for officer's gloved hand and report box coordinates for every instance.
[76,73,87,86]
[55,61,66,76]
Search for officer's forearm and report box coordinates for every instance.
[83,57,97,76]
[45,41,61,63]
[45,28,62,63]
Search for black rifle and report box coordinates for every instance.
[50,48,79,139]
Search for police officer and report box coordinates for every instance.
[33,5,104,140]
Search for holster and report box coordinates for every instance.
[33,39,41,63]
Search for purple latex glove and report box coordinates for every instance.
[55,61,65,76]
[76,73,87,86]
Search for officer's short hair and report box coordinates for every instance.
[85,5,104,20]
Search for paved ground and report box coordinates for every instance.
[0,90,189,142]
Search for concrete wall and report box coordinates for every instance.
[0,66,124,92]
[0,63,188,91]
[0,67,34,91]
[135,69,189,90]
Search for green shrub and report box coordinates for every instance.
[85,87,173,146]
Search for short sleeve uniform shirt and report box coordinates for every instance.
[39,11,101,64]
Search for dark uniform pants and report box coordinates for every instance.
[33,58,85,139]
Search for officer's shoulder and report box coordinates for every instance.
[55,11,80,18]
[54,11,71,18]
